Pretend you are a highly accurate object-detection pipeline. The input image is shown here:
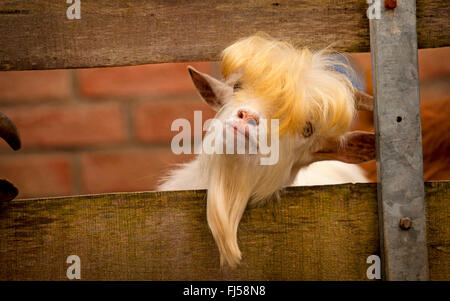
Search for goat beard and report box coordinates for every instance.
[203,153,274,268]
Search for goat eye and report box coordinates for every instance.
[233,82,242,91]
[303,122,313,137]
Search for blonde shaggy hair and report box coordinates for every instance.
[221,34,356,137]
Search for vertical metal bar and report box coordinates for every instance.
[369,0,429,280]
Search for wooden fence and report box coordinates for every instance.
[0,0,449,281]
[0,0,448,70]
[0,182,449,280]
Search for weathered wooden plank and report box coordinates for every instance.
[0,0,448,71]
[370,1,428,280]
[425,182,450,281]
[0,182,448,280]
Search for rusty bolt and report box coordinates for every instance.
[399,217,412,230]
[385,0,397,9]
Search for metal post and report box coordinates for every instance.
[369,0,429,280]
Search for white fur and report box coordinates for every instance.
[160,160,368,191]
[291,161,368,186]
[158,160,207,191]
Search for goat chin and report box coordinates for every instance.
[206,174,249,267]
[158,156,369,267]
[204,154,262,267]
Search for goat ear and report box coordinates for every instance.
[355,90,374,111]
[187,66,232,111]
[313,131,375,164]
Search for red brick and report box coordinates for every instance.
[133,98,216,143]
[77,62,212,99]
[0,103,126,149]
[0,70,71,102]
[80,148,194,194]
[0,154,73,199]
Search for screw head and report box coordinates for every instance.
[399,217,412,230]
[385,0,397,9]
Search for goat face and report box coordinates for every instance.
[187,64,375,268]
[189,65,374,179]
[181,36,376,267]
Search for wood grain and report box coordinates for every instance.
[0,0,448,71]
[0,182,448,280]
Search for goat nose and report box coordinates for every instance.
[237,110,259,125]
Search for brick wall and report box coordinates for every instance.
[0,47,449,199]
[0,62,215,198]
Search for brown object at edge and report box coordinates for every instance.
[0,112,21,150]
[0,179,19,202]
